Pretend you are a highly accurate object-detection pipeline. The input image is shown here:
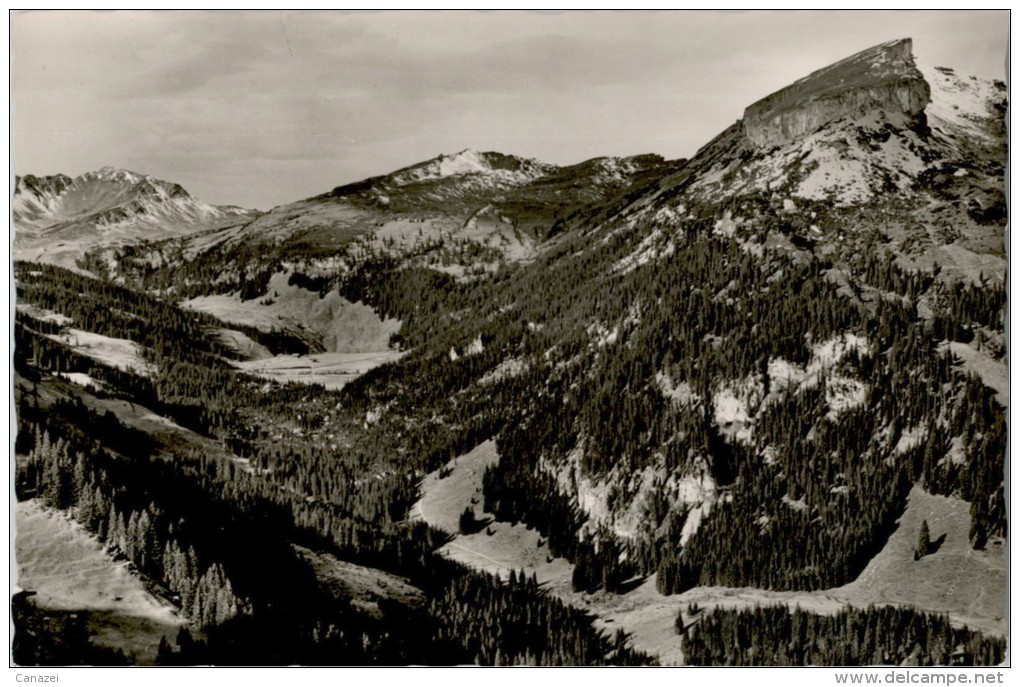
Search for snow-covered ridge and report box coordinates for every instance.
[388,149,553,187]
[85,165,148,185]
[676,56,1003,209]
[13,167,260,269]
[328,151,671,214]
[917,62,1006,144]
[13,167,256,233]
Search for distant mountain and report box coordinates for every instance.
[333,149,556,202]
[12,167,260,268]
[76,37,1006,372]
[325,148,679,237]
[80,149,679,298]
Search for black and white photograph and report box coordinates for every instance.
[8,9,1010,671]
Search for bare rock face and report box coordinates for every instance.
[743,38,930,148]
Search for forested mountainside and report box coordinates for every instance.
[14,262,654,666]
[13,38,1007,665]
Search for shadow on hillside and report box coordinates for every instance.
[928,532,948,555]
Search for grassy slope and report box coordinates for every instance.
[945,341,1008,407]
[294,545,424,619]
[410,440,577,585]
[19,373,227,458]
[42,329,153,378]
[411,441,688,663]
[836,486,1006,635]
[15,499,188,664]
[183,271,401,354]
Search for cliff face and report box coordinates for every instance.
[15,173,74,199]
[743,39,930,148]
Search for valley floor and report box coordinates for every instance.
[412,443,1007,666]
[233,350,404,390]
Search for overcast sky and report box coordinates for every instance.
[11,10,1010,210]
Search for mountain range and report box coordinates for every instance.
[13,166,258,268]
[12,38,1008,667]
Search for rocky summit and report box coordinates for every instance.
[743,39,931,148]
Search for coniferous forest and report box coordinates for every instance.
[13,188,1007,666]
[683,606,1006,666]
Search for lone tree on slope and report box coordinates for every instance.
[915,519,931,560]
[459,506,477,534]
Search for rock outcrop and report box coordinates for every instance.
[743,38,930,148]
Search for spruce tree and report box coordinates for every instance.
[458,507,476,534]
[915,519,931,560]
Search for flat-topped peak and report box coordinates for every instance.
[743,38,930,148]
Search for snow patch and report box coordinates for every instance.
[713,211,740,237]
[655,372,701,407]
[55,372,102,390]
[544,449,716,544]
[676,468,718,545]
[782,495,809,512]
[451,335,484,360]
[477,357,527,386]
[614,228,667,274]
[766,333,869,418]
[894,425,929,454]
[392,149,550,188]
[589,322,620,348]
[44,329,154,377]
[810,333,868,369]
[16,304,74,326]
[713,374,764,442]
[917,62,1004,143]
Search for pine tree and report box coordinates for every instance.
[915,519,931,560]
[156,636,174,665]
[458,507,476,534]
